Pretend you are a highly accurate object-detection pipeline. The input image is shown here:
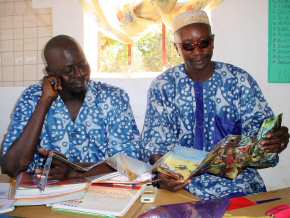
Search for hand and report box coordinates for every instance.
[37,148,115,180]
[155,172,191,192]
[157,172,191,192]
[149,154,163,165]
[82,162,115,177]
[41,76,62,102]
[150,153,191,191]
[260,126,289,153]
[37,148,73,180]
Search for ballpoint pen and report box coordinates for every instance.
[91,182,142,190]
[256,197,281,204]
[37,151,53,191]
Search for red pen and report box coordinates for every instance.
[91,183,142,190]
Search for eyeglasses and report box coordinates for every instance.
[176,35,214,51]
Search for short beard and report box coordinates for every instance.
[185,54,212,72]
[70,87,87,98]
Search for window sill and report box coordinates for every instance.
[92,71,162,79]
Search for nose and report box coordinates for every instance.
[190,47,204,56]
[72,65,83,77]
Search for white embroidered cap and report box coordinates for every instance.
[172,10,210,33]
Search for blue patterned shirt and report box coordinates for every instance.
[2,80,141,172]
[142,62,278,200]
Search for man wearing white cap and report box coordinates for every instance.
[141,10,289,200]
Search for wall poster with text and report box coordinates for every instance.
[268,0,290,83]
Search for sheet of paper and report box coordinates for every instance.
[0,181,15,214]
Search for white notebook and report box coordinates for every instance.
[51,185,145,217]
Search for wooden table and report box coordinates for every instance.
[127,189,198,217]
[7,189,197,218]
[7,187,290,217]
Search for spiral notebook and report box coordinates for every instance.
[51,184,145,217]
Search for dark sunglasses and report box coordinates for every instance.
[176,35,214,51]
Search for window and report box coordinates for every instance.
[84,13,182,77]
[98,24,181,74]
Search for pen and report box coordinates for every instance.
[50,80,56,86]
[256,197,281,204]
[91,183,142,190]
[37,151,53,191]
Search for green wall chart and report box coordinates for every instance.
[268,0,290,83]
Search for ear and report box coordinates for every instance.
[211,34,215,49]
[45,66,55,76]
[45,66,50,73]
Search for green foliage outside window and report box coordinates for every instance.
[98,25,182,73]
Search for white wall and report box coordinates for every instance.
[211,0,290,190]
[0,87,26,144]
[52,0,84,48]
[32,0,84,46]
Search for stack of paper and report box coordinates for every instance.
[15,173,88,206]
[0,174,15,214]
[92,171,151,186]
[51,184,145,217]
[51,171,147,216]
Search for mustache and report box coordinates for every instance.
[185,54,212,65]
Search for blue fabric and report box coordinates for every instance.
[214,116,241,145]
[2,80,141,172]
[141,62,278,200]
[193,82,204,150]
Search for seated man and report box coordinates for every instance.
[1,35,141,179]
[141,10,289,200]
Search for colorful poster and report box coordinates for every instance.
[268,0,290,83]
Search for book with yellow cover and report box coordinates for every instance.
[154,145,210,181]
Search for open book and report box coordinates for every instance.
[154,146,209,181]
[155,114,282,180]
[47,152,153,183]
[48,151,105,173]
